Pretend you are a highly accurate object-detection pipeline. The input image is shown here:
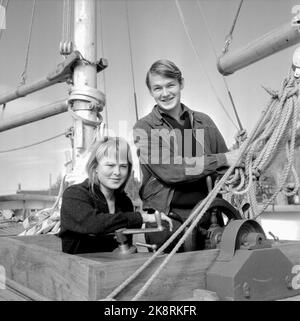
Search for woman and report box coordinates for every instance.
[59,136,172,254]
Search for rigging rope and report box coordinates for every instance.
[98,0,109,129]
[0,1,11,119]
[62,0,71,42]
[104,67,300,301]
[220,69,300,218]
[0,0,9,41]
[60,0,73,56]
[125,0,139,121]
[196,0,243,130]
[174,0,238,130]
[0,130,70,154]
[19,0,37,86]
[222,0,244,54]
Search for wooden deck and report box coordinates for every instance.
[0,235,300,301]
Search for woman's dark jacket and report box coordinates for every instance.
[59,179,143,254]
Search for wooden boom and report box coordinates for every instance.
[0,100,68,133]
[218,22,300,75]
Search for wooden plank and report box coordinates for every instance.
[279,294,300,301]
[0,236,102,300]
[0,235,220,300]
[0,235,300,301]
[0,278,51,301]
[87,249,219,301]
[0,288,28,301]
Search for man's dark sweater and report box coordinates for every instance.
[162,111,209,209]
[59,179,143,254]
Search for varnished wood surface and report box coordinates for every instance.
[0,235,300,301]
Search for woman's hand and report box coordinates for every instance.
[141,210,173,232]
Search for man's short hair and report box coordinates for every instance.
[146,59,183,90]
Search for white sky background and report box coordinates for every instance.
[0,0,299,194]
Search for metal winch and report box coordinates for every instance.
[206,219,300,300]
[113,210,164,256]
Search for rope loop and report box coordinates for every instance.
[68,106,102,128]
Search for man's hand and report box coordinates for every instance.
[225,148,243,167]
[141,210,173,231]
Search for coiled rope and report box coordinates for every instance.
[104,67,300,301]
[220,68,300,218]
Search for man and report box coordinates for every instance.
[133,59,240,252]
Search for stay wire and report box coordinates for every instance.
[196,0,243,130]
[0,131,69,154]
[175,0,238,130]
[98,0,109,128]
[20,0,37,86]
[125,0,139,122]
[1,0,9,119]
[0,0,9,41]
[222,0,244,54]
[61,0,72,43]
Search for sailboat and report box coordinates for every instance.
[0,0,300,301]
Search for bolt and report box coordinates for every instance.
[242,282,250,298]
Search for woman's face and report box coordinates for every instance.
[96,146,129,193]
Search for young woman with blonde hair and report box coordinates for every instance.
[59,136,172,254]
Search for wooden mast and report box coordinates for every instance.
[72,0,98,163]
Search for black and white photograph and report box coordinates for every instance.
[0,0,300,306]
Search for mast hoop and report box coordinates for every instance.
[68,85,105,113]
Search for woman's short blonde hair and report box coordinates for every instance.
[86,136,133,196]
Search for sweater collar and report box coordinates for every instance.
[151,103,192,125]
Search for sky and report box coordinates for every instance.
[0,0,299,195]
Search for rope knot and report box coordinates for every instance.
[262,86,279,99]
[285,86,299,99]
[235,129,247,146]
[252,168,261,179]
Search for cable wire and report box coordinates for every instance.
[0,131,68,154]
[196,0,243,130]
[175,0,238,130]
[0,0,9,41]
[19,0,37,85]
[223,0,244,54]
[125,0,139,121]
[98,0,109,128]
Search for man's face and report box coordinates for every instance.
[148,73,183,112]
